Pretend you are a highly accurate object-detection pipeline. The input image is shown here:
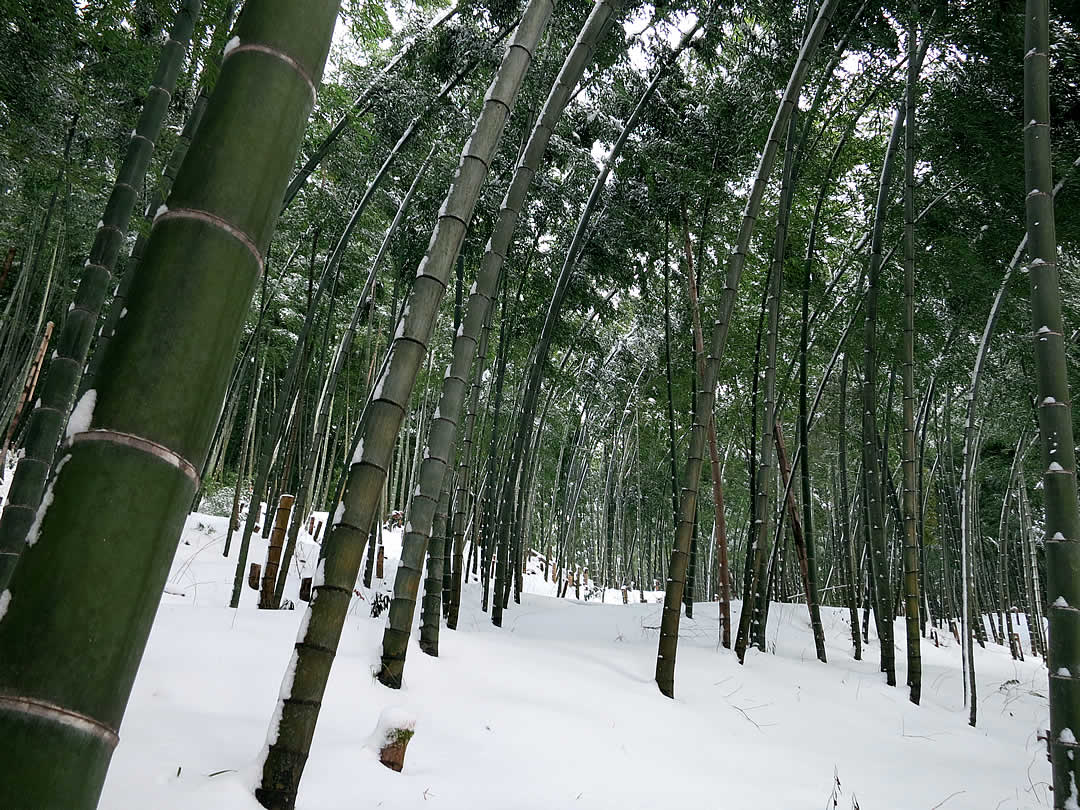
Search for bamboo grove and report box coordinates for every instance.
[0,0,1078,807]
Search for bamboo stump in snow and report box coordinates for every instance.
[372,709,416,772]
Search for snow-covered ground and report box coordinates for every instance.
[96,510,1052,809]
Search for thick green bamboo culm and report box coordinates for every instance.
[0,2,338,808]
[419,481,452,655]
[377,0,622,689]
[655,0,839,698]
[1023,1,1080,804]
[0,0,202,591]
[256,4,554,806]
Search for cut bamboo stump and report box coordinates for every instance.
[371,709,416,773]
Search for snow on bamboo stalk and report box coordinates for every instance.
[1023,1,1080,804]
[0,0,202,591]
[255,4,554,805]
[0,3,338,807]
[376,0,624,687]
[655,0,838,697]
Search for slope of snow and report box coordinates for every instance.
[98,511,1052,809]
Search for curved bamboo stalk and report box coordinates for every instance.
[901,1,922,706]
[497,12,705,630]
[273,145,438,608]
[256,5,554,805]
[861,77,912,688]
[280,3,461,210]
[0,2,337,806]
[1023,1,1080,801]
[229,61,474,609]
[735,100,800,663]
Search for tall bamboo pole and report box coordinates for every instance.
[1024,0,1080,802]
[0,3,338,806]
[901,0,922,705]
[0,0,203,590]
[862,95,906,688]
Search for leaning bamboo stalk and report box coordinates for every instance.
[738,76,804,661]
[280,2,461,209]
[1023,0,1080,800]
[257,6,554,806]
[0,3,338,806]
[0,0,203,590]
[901,0,923,706]
[501,13,703,632]
[376,0,624,686]
[680,215,730,648]
[230,60,475,610]
[448,305,493,629]
[272,146,437,608]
